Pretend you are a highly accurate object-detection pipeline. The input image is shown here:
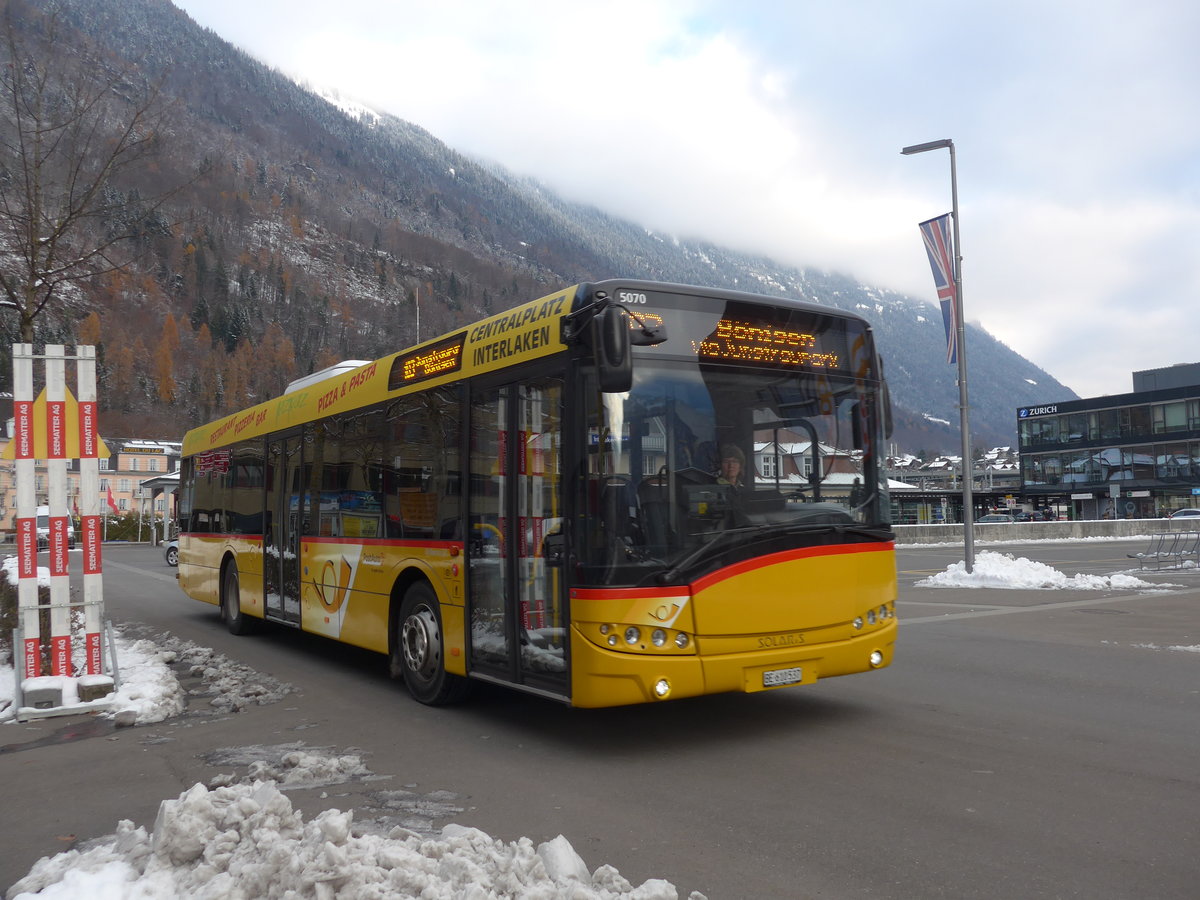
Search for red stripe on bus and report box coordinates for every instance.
[571,587,692,601]
[303,537,464,551]
[691,541,895,593]
[177,533,463,553]
[571,542,894,599]
[181,532,264,542]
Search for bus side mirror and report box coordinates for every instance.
[593,305,632,393]
[544,531,565,567]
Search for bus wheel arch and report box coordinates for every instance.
[389,573,468,705]
[220,553,255,635]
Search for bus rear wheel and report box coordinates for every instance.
[393,581,468,705]
[222,561,254,635]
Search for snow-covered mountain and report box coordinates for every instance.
[1,0,1074,447]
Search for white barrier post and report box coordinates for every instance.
[13,344,39,678]
[45,345,72,674]
[9,344,107,683]
[78,346,104,673]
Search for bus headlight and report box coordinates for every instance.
[624,626,641,645]
[867,609,877,625]
[853,616,864,630]
[869,650,885,667]
[653,678,671,699]
[651,628,667,647]
[674,632,690,649]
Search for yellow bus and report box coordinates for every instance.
[177,279,897,707]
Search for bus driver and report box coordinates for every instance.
[716,444,745,488]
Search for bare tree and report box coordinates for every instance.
[0,0,188,342]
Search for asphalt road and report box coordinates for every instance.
[2,539,1198,898]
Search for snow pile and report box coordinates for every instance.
[0,635,184,725]
[918,550,1171,590]
[157,635,292,713]
[5,638,701,896]
[1,631,292,724]
[1131,642,1200,653]
[2,555,49,588]
[8,780,697,900]
[205,742,374,788]
[106,638,188,724]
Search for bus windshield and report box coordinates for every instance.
[580,358,891,586]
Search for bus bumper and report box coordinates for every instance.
[568,619,897,708]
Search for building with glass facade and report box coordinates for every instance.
[1018,364,1200,520]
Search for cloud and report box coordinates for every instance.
[174,0,1200,400]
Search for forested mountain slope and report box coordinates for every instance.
[0,0,1074,449]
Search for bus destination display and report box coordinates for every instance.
[693,318,841,370]
[389,333,466,389]
[617,287,853,372]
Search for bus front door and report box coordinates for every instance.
[467,378,567,697]
[264,432,303,626]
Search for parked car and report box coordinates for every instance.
[1013,511,1036,522]
[164,538,178,567]
[35,505,76,550]
[1168,508,1200,518]
[977,513,1016,523]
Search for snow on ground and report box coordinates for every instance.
[1131,642,1200,652]
[8,778,694,899]
[204,742,377,789]
[0,631,292,726]
[2,554,49,587]
[917,549,1179,590]
[2,627,700,898]
[6,539,1198,898]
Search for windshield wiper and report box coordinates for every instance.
[656,524,767,585]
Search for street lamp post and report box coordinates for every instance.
[902,138,975,572]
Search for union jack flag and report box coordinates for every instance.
[918,213,958,364]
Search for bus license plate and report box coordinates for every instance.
[763,666,803,687]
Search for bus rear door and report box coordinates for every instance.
[264,430,303,626]
[467,376,568,698]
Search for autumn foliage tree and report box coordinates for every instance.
[0,0,190,342]
[154,314,180,403]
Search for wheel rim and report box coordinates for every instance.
[225,569,239,621]
[401,604,440,684]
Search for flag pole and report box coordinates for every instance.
[947,142,975,573]
[903,138,974,572]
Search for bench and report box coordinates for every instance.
[1127,531,1200,570]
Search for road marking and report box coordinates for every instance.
[900,591,1155,625]
[105,558,179,585]
[900,600,1010,609]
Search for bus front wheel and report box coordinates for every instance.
[222,562,254,635]
[393,581,468,705]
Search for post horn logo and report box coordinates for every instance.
[314,557,353,613]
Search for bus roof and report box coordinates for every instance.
[181,279,876,458]
[182,284,580,456]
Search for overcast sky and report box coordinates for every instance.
[173,0,1200,399]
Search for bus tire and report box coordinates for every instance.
[222,560,254,635]
[393,581,468,705]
